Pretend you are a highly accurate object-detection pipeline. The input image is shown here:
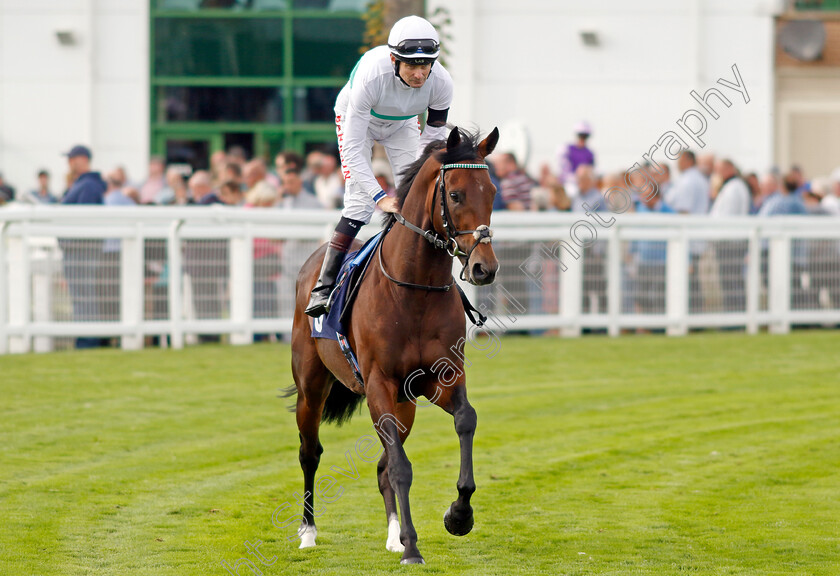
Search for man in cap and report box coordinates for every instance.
[61,145,106,205]
[59,145,107,348]
[305,15,454,316]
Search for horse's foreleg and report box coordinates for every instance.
[377,400,416,553]
[440,385,477,536]
[368,383,423,564]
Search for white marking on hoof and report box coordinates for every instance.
[386,514,404,553]
[298,525,317,549]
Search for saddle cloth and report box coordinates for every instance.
[310,231,385,385]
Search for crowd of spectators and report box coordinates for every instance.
[0,143,347,212]
[481,122,840,218]
[2,127,839,217]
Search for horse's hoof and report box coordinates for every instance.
[400,556,425,565]
[444,504,474,536]
[298,525,317,548]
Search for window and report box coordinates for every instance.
[150,0,365,171]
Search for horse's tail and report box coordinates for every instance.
[321,379,364,426]
[280,380,363,425]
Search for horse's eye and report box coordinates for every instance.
[449,192,460,203]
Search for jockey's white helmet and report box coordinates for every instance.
[387,15,440,65]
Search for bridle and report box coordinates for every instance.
[379,161,494,292]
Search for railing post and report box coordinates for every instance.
[121,224,145,350]
[0,222,9,355]
[745,225,760,335]
[666,230,688,336]
[8,223,31,353]
[769,232,791,334]
[607,227,621,337]
[559,235,582,337]
[168,220,185,349]
[229,225,254,345]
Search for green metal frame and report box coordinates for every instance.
[149,1,365,162]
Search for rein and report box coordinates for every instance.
[377,161,493,326]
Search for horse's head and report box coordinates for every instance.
[426,127,501,286]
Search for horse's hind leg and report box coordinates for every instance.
[377,401,416,553]
[291,341,331,548]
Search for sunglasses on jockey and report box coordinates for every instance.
[389,38,440,56]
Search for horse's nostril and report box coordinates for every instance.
[472,263,487,281]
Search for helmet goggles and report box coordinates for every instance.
[389,38,440,57]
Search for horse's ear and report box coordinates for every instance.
[478,127,500,159]
[447,126,461,150]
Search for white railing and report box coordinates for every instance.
[1,205,839,354]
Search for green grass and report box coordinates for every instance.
[1,332,839,575]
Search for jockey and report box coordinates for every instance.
[305,15,453,317]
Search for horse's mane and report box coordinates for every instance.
[381,127,484,229]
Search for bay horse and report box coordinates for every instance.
[287,126,499,564]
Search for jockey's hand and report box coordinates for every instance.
[377,196,400,214]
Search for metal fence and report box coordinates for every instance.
[1,206,839,354]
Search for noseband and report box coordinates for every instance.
[388,161,493,284]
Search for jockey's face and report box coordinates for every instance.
[391,55,432,88]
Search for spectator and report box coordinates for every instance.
[652,163,672,207]
[104,168,136,206]
[557,120,595,185]
[755,172,780,214]
[491,152,534,211]
[243,158,269,191]
[534,164,570,211]
[669,151,709,214]
[139,156,166,205]
[227,145,248,168]
[60,144,107,348]
[790,164,809,197]
[157,166,190,205]
[310,150,345,209]
[758,172,807,216]
[102,168,137,322]
[223,162,243,191]
[635,185,674,214]
[708,159,750,312]
[62,145,106,205]
[21,170,57,204]
[243,158,277,204]
[189,170,220,205]
[821,168,840,215]
[744,172,760,213]
[0,172,16,203]
[245,181,278,207]
[570,165,603,212]
[697,152,715,180]
[709,159,750,216]
[220,179,245,206]
[209,150,228,187]
[630,188,673,316]
[277,157,323,210]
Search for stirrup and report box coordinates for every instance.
[305,286,333,317]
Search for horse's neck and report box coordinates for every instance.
[384,162,453,287]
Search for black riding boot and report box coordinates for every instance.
[304,246,346,317]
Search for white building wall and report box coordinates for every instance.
[431,0,783,177]
[0,0,148,196]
